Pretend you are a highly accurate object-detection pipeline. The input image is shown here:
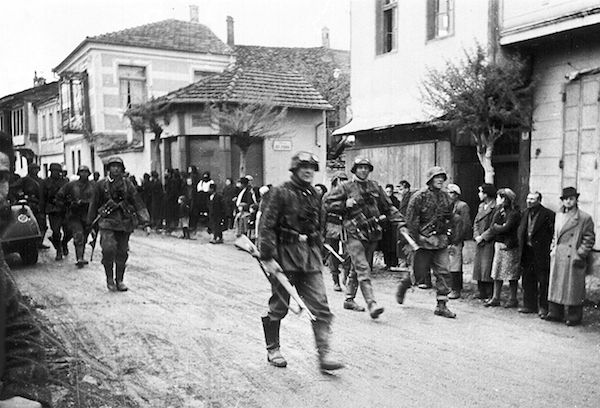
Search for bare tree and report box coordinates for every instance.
[211,101,287,177]
[421,44,533,183]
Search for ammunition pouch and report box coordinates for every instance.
[352,213,382,241]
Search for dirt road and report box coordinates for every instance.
[11,231,600,408]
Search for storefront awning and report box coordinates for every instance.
[332,112,432,136]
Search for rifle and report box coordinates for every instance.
[235,234,315,320]
[323,243,344,263]
[88,213,102,262]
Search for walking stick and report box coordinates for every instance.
[235,235,316,320]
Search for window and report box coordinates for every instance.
[119,65,146,109]
[40,115,46,140]
[0,113,4,132]
[71,150,76,175]
[427,0,454,40]
[376,0,397,55]
[60,72,88,132]
[11,108,24,136]
[77,149,81,170]
[48,112,54,139]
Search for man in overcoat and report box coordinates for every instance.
[259,152,343,372]
[545,187,595,326]
[87,156,150,292]
[207,183,225,244]
[517,192,555,316]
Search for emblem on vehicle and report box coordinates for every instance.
[17,214,29,223]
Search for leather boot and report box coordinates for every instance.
[332,273,342,292]
[61,239,69,256]
[343,298,365,312]
[75,245,85,268]
[104,264,117,291]
[448,272,462,299]
[312,320,344,372]
[261,316,287,368]
[434,300,456,318]
[115,264,128,291]
[359,281,384,319]
[395,273,412,304]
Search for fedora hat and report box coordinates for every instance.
[560,186,580,200]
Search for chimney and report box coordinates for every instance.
[189,5,199,23]
[226,16,235,46]
[321,27,330,48]
[33,71,46,87]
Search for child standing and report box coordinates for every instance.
[178,195,191,239]
[234,203,250,238]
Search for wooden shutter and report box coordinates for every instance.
[375,0,383,55]
[426,0,436,40]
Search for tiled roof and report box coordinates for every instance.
[0,82,59,109]
[88,19,231,55]
[160,68,332,110]
[233,45,350,108]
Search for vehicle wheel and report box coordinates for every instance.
[20,243,39,265]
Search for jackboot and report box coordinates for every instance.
[312,320,344,371]
[261,316,287,368]
[359,281,384,319]
[104,264,117,291]
[434,300,456,318]
[332,273,342,292]
[115,264,128,291]
[395,273,412,304]
[448,272,463,299]
[75,245,85,268]
[61,239,69,256]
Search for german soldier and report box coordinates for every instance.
[87,156,150,292]
[40,163,68,260]
[57,165,94,268]
[322,171,351,292]
[324,157,405,319]
[400,166,456,318]
[11,163,49,249]
[259,152,343,372]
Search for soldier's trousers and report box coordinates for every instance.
[32,210,47,239]
[413,248,451,301]
[100,229,130,272]
[68,216,89,260]
[48,213,70,245]
[345,237,378,304]
[266,271,333,325]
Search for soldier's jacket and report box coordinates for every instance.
[10,175,43,210]
[87,176,150,232]
[0,259,50,407]
[406,186,453,249]
[258,178,323,272]
[57,179,95,220]
[321,190,344,240]
[324,179,404,242]
[40,176,68,214]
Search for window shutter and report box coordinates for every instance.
[375,0,383,55]
[426,0,436,40]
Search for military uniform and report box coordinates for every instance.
[403,166,456,318]
[40,163,69,260]
[324,158,404,318]
[11,164,47,245]
[57,165,95,267]
[322,171,351,292]
[259,152,342,371]
[87,157,150,291]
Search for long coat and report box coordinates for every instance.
[208,192,226,233]
[548,207,595,306]
[517,205,555,272]
[472,201,496,281]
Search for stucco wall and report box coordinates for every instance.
[349,0,490,126]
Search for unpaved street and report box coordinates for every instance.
[10,231,600,408]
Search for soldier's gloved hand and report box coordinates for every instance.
[346,198,357,208]
[0,396,42,408]
[262,259,283,276]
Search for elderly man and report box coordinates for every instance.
[0,131,50,408]
[517,191,555,316]
[447,183,471,299]
[545,187,595,326]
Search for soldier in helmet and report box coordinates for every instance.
[259,151,343,372]
[396,166,456,318]
[324,157,405,319]
[11,162,49,249]
[57,165,95,267]
[87,156,150,291]
[40,163,69,260]
[322,171,351,291]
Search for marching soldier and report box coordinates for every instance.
[322,171,351,292]
[399,166,456,318]
[87,156,150,292]
[57,165,94,268]
[40,163,68,260]
[324,157,405,319]
[259,151,343,372]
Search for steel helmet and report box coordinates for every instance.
[106,156,125,170]
[77,165,91,175]
[424,166,447,185]
[350,157,373,174]
[289,151,319,172]
[49,163,63,172]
